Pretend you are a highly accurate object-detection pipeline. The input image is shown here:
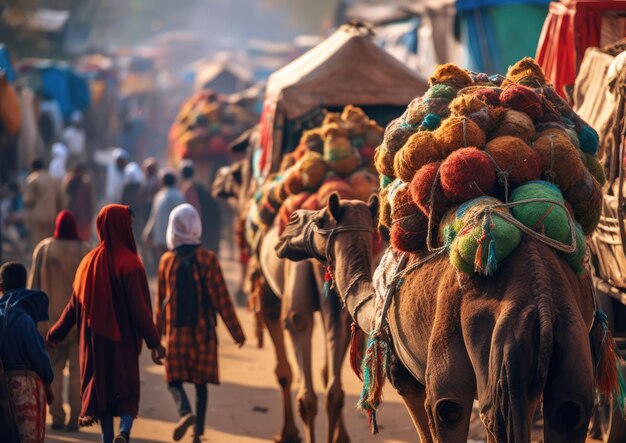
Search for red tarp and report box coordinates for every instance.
[536,0,626,99]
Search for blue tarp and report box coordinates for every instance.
[457,0,550,12]
[459,2,550,74]
[0,45,15,83]
[41,67,90,119]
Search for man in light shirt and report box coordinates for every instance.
[61,111,86,165]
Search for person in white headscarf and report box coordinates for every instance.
[121,162,146,237]
[49,142,69,180]
[61,110,86,161]
[156,204,245,443]
[105,148,128,204]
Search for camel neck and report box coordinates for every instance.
[332,241,377,334]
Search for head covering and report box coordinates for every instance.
[168,204,203,329]
[54,210,79,240]
[73,205,138,341]
[70,110,83,124]
[49,142,68,179]
[124,162,145,185]
[166,204,202,250]
[112,147,128,163]
[142,157,158,176]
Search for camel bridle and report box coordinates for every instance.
[302,218,376,269]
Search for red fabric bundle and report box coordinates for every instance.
[440,147,496,202]
[409,162,449,218]
[317,177,354,206]
[500,84,543,121]
[473,87,501,106]
[278,192,311,234]
[390,219,428,252]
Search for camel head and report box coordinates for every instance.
[211,160,245,200]
[276,192,379,264]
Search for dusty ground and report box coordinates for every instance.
[43,251,601,443]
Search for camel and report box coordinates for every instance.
[276,194,598,442]
[213,152,353,443]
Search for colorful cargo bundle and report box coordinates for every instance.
[169,90,252,163]
[376,58,603,277]
[252,105,383,233]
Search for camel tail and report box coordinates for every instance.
[532,292,554,397]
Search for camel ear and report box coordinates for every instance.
[368,194,380,222]
[327,192,341,221]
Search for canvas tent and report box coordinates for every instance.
[259,22,428,173]
[192,60,253,94]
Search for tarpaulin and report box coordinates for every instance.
[41,67,90,119]
[459,1,550,74]
[0,45,15,83]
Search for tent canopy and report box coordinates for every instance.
[265,23,428,121]
[193,60,253,93]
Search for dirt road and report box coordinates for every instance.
[43,253,599,442]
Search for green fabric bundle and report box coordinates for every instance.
[446,197,522,276]
[559,222,587,275]
[510,181,570,243]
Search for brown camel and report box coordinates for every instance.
[276,194,597,442]
[213,158,301,443]
[213,154,353,443]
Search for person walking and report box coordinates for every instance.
[29,211,90,431]
[121,162,145,239]
[156,204,245,442]
[48,142,69,181]
[47,204,166,443]
[139,158,160,275]
[62,163,94,242]
[23,158,62,246]
[179,160,221,253]
[60,111,86,166]
[105,148,129,204]
[142,170,185,262]
[0,261,54,443]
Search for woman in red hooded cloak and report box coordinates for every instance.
[47,205,165,443]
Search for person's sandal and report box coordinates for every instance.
[173,413,196,441]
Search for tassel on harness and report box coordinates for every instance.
[357,329,389,434]
[590,309,626,415]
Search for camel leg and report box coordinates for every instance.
[282,260,318,443]
[542,316,593,443]
[318,282,351,443]
[259,281,301,443]
[388,348,433,442]
[424,316,475,442]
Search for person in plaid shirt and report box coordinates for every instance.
[156,204,245,443]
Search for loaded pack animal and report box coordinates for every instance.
[276,193,623,442]
[212,135,355,443]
